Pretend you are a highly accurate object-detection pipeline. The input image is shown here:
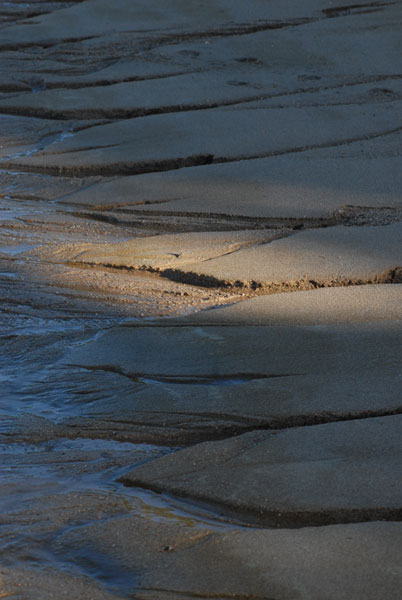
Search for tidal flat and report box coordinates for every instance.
[1,1,402,598]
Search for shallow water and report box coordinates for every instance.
[0,242,38,254]
[0,180,247,596]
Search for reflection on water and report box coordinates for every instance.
[0,127,75,162]
[0,129,249,596]
[0,274,244,594]
[0,243,38,255]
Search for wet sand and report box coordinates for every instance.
[1,1,402,598]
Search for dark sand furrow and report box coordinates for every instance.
[7,123,402,177]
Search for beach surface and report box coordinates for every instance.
[1,1,402,598]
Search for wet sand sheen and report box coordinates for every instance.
[1,0,402,598]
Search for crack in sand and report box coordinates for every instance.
[0,34,100,52]
[136,18,316,53]
[6,122,402,177]
[3,77,402,122]
[322,1,397,18]
[157,266,402,292]
[68,204,402,235]
[72,364,298,386]
[0,94,273,122]
[120,476,402,529]
[70,209,333,233]
[62,405,402,448]
[42,69,198,91]
[3,71,401,110]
